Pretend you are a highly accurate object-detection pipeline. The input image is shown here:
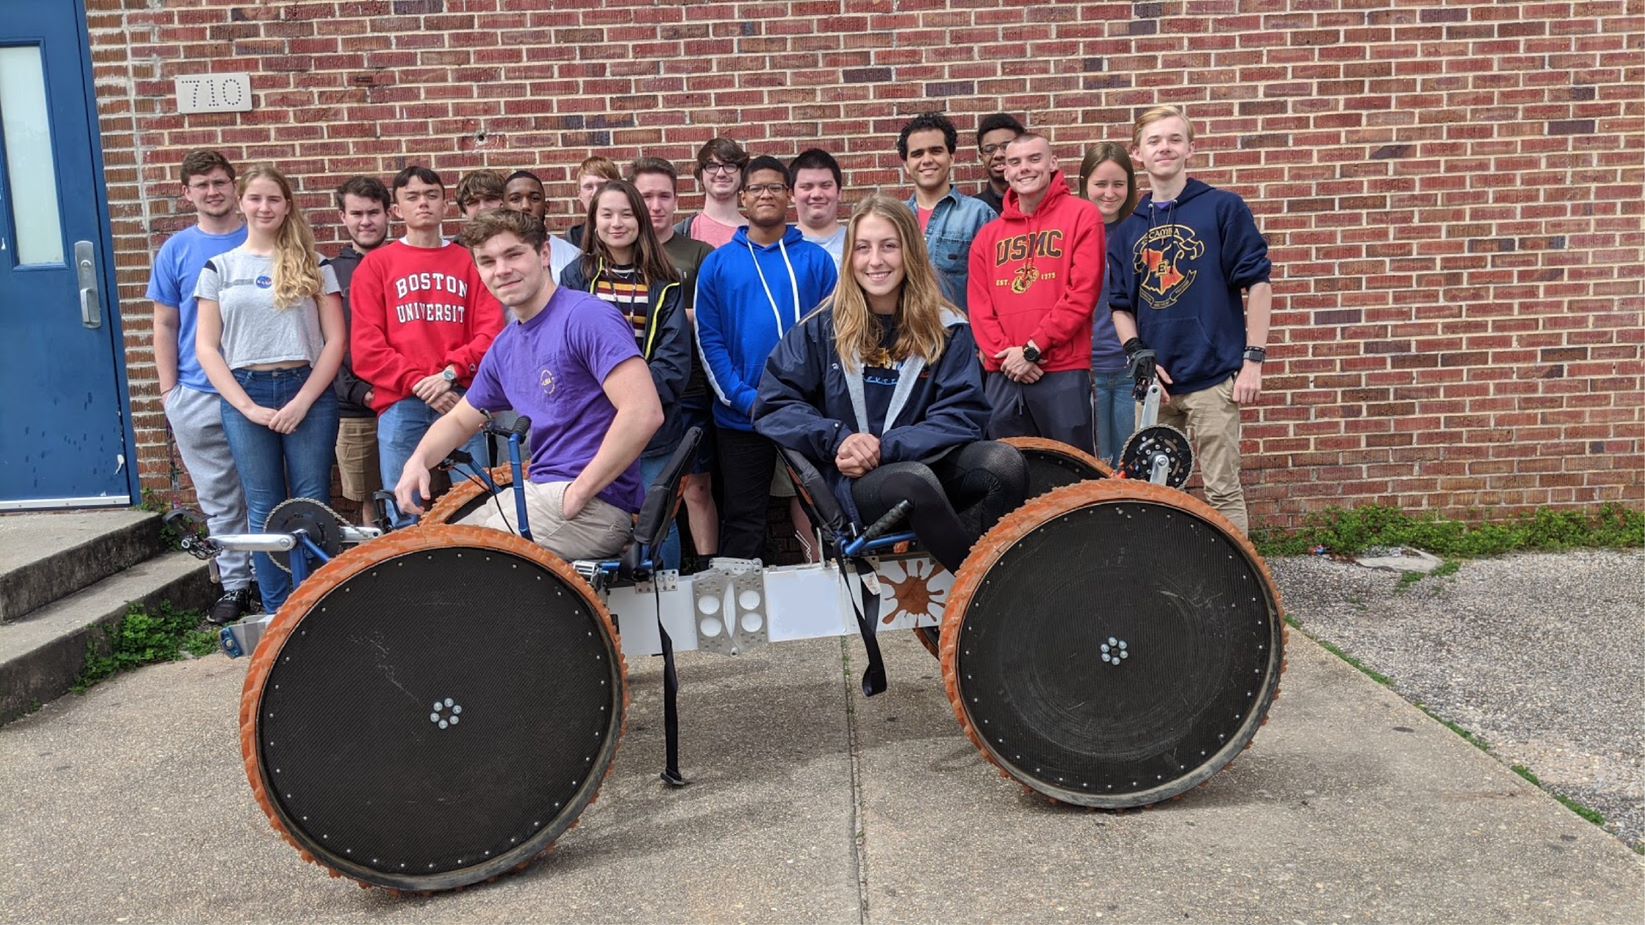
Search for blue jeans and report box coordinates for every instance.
[639,453,682,570]
[1092,368,1135,468]
[377,395,489,491]
[219,367,340,613]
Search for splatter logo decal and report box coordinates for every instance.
[1134,224,1204,310]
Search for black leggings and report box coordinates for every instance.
[850,441,1028,573]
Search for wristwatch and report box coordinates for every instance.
[442,367,458,385]
[1022,342,1042,364]
[1243,346,1267,364]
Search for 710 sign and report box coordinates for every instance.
[174,74,252,114]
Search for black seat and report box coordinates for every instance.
[778,446,852,555]
[623,427,703,574]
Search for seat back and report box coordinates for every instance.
[778,446,851,547]
[634,426,703,554]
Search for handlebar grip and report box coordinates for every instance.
[860,499,913,544]
[481,415,532,438]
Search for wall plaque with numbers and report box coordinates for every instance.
[174,73,252,114]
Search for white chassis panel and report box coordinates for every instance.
[603,556,946,659]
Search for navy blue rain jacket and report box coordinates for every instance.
[754,305,988,526]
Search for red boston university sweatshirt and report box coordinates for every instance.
[349,240,505,412]
[966,175,1106,373]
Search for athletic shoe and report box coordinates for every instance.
[208,587,253,626]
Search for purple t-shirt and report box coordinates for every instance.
[466,287,646,513]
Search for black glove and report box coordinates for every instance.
[1123,338,1157,400]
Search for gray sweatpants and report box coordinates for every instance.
[164,384,251,589]
[984,369,1096,456]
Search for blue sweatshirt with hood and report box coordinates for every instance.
[693,225,838,431]
[1106,178,1270,396]
[754,304,987,526]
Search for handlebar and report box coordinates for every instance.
[482,415,531,438]
[842,499,914,557]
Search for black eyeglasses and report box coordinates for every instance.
[742,183,789,197]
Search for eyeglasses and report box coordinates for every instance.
[981,142,1014,156]
[703,163,740,175]
[742,183,789,197]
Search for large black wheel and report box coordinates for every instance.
[240,526,625,891]
[940,480,1284,808]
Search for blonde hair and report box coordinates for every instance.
[238,165,323,310]
[1132,105,1195,148]
[831,194,952,373]
[578,155,621,183]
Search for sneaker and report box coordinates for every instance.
[208,587,254,626]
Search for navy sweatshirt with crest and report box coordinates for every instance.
[1106,178,1270,396]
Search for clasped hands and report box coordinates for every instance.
[412,367,461,413]
[993,342,1043,383]
[836,433,880,479]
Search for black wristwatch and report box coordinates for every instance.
[1022,342,1042,364]
[1243,346,1267,364]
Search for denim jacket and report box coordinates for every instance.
[906,189,997,313]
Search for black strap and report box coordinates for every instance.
[655,581,688,787]
[844,558,888,696]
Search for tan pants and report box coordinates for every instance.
[457,479,632,561]
[1157,375,1249,534]
[335,417,381,503]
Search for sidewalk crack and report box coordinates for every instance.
[841,636,870,925]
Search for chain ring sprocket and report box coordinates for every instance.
[263,498,349,574]
[1119,424,1194,488]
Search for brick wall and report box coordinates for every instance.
[86,0,1644,526]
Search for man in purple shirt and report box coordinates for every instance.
[394,209,663,560]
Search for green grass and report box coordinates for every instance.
[1311,635,1394,687]
[75,602,216,693]
[1415,703,1490,752]
[1512,765,1608,826]
[1253,503,1644,559]
[1395,559,1462,592]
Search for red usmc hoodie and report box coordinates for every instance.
[349,240,505,413]
[966,174,1106,373]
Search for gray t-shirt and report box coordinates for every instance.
[195,246,339,370]
[803,225,845,269]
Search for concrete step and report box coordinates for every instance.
[0,510,167,622]
[0,551,214,724]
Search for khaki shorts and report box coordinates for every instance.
[769,460,796,498]
[457,479,632,561]
[336,416,381,502]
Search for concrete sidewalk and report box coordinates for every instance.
[2,630,1640,923]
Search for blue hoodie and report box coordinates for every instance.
[693,225,838,431]
[1107,178,1270,395]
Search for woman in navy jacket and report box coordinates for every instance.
[755,195,1027,573]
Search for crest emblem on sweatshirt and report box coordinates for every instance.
[1134,224,1205,310]
[1010,263,1040,294]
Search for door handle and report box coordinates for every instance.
[75,240,101,329]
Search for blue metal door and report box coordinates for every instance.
[0,2,137,509]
